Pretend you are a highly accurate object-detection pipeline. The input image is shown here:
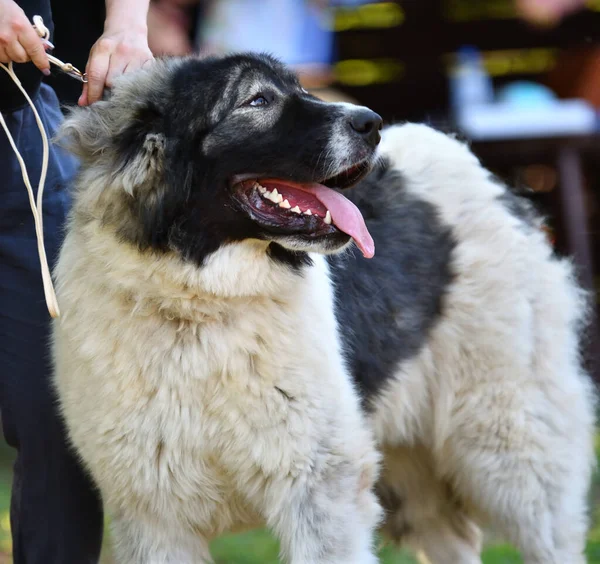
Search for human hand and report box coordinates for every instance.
[516,0,587,25]
[79,23,153,106]
[0,0,51,73]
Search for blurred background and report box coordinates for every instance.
[3,0,600,562]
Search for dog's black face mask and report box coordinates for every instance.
[62,54,382,268]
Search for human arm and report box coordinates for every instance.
[147,0,198,57]
[79,0,154,106]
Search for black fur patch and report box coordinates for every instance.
[329,160,455,406]
[267,243,313,270]
[496,189,540,230]
[83,53,379,270]
[486,173,541,231]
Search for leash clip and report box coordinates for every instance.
[32,15,87,83]
[47,54,88,83]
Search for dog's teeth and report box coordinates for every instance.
[280,199,291,209]
[304,209,312,216]
[258,185,267,194]
[263,190,272,199]
[324,210,332,224]
[291,206,302,214]
[267,188,282,204]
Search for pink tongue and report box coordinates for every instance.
[299,183,375,259]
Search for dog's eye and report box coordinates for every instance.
[249,95,269,107]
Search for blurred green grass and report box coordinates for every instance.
[0,435,599,563]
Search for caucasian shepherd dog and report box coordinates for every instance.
[52,54,596,564]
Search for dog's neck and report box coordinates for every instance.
[72,218,312,321]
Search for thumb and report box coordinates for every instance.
[78,83,89,106]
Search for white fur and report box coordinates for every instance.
[371,124,597,564]
[52,212,382,562]
[52,121,596,564]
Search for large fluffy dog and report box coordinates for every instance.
[52,54,596,564]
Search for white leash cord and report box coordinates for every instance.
[0,16,63,318]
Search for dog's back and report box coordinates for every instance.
[331,123,597,564]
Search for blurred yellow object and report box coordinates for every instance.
[445,48,557,77]
[335,58,404,87]
[483,48,557,76]
[0,513,9,533]
[445,0,517,22]
[0,512,11,557]
[332,2,404,32]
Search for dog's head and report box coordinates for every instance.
[60,54,381,268]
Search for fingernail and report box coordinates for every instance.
[42,69,51,76]
[43,39,55,50]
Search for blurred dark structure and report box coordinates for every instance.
[43,0,105,105]
[331,0,600,121]
[331,0,600,379]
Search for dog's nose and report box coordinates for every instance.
[348,108,383,147]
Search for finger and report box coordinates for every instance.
[85,48,111,104]
[18,25,50,74]
[78,82,88,106]
[105,57,128,89]
[6,42,29,63]
[0,46,9,64]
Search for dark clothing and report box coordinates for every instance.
[0,0,53,112]
[0,81,104,562]
[43,0,105,106]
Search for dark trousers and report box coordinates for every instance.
[0,84,103,563]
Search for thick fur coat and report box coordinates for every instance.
[343,124,597,564]
[52,54,596,564]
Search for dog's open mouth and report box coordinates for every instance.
[232,162,374,258]
[321,161,371,189]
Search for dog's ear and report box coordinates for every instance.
[56,59,179,195]
[57,99,166,196]
[111,103,166,196]
[118,131,166,196]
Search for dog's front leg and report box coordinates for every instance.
[265,462,382,564]
[110,515,213,564]
[249,409,382,564]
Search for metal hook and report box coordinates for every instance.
[32,16,87,83]
[47,54,88,83]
